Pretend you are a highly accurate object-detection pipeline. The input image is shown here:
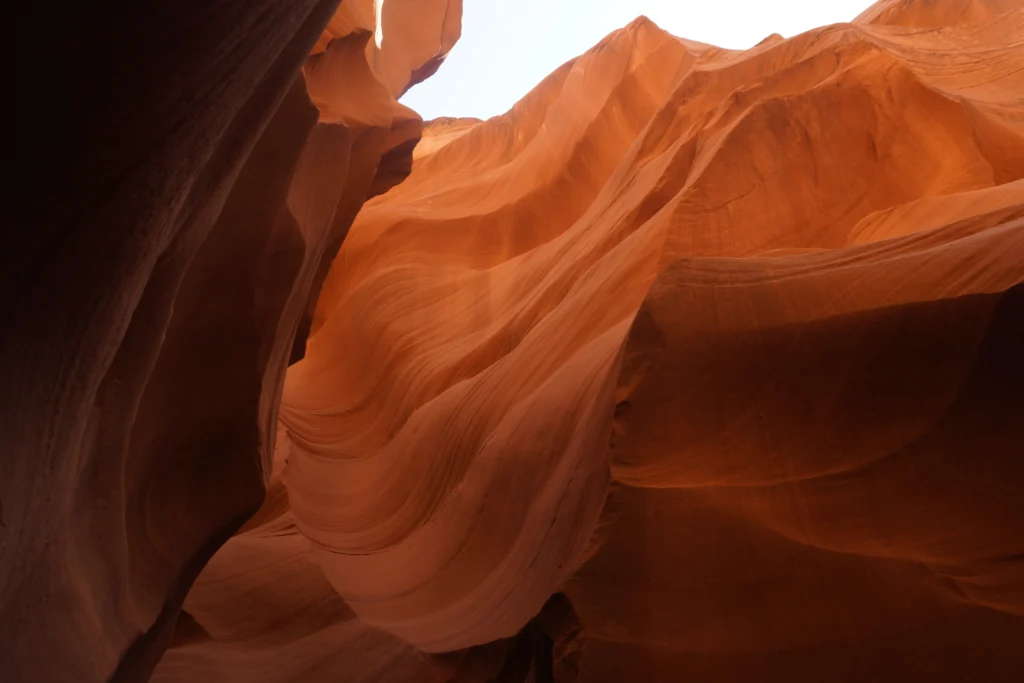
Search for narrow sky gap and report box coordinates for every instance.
[401,0,875,120]
[374,0,386,48]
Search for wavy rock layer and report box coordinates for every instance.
[3,1,460,682]
[276,1,1024,681]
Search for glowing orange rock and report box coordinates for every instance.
[6,1,1022,682]
[276,2,1024,680]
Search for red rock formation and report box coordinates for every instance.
[4,1,460,681]
[5,1,1023,682]
[272,1,1022,681]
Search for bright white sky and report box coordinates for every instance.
[400,0,876,120]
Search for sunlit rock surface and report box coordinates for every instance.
[278,0,1024,680]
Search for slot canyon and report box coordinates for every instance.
[4,0,1024,681]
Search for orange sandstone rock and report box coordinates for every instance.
[5,1,1023,682]
[4,1,461,682]
[276,3,1024,681]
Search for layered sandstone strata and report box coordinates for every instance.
[4,2,461,681]
[275,0,1023,680]
[5,1,1023,682]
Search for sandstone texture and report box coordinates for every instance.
[5,1,460,681]
[5,1,1023,682]
[278,0,1024,680]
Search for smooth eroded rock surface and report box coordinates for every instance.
[277,1,1024,680]
[6,1,1022,682]
[4,1,461,681]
